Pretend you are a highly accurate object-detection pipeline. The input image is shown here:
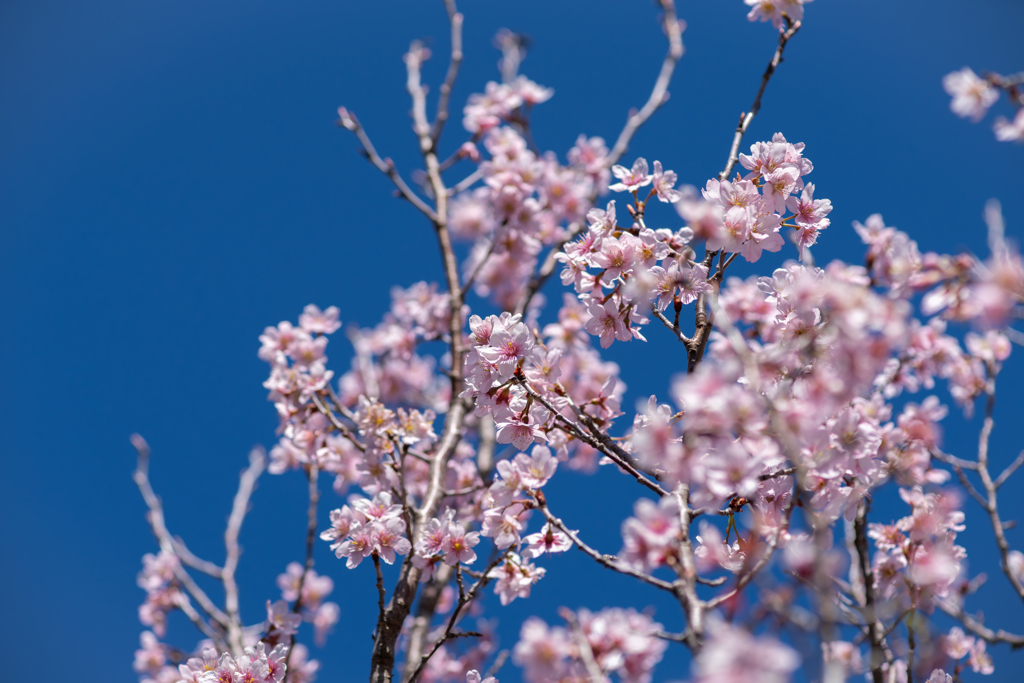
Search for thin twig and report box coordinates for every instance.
[406,557,505,683]
[972,368,1024,603]
[994,449,1024,489]
[222,447,266,654]
[652,308,691,344]
[337,109,439,222]
[462,227,503,296]
[448,168,483,195]
[430,0,464,145]
[286,463,320,675]
[520,381,668,497]
[131,435,231,648]
[854,499,888,683]
[606,0,684,167]
[535,500,677,594]
[717,18,802,180]
[937,600,1024,648]
[312,392,367,452]
[175,593,222,643]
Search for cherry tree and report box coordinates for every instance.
[130,2,1024,682]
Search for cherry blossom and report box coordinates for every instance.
[130,5,1024,683]
[943,67,998,122]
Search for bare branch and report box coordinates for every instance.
[448,168,483,195]
[606,0,685,167]
[972,370,1024,604]
[520,380,668,497]
[938,600,1024,648]
[312,392,367,452]
[370,14,471,679]
[402,564,454,682]
[718,19,802,180]
[336,108,439,222]
[222,446,266,654]
[995,449,1024,489]
[536,499,677,594]
[672,485,705,652]
[430,1,464,145]
[652,307,692,344]
[853,500,891,683]
[131,435,231,649]
[406,558,505,683]
[285,463,320,674]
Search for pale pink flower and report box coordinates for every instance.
[495,407,549,451]
[522,523,573,559]
[585,299,632,349]
[969,639,994,674]
[442,521,480,566]
[692,617,799,683]
[822,641,864,676]
[651,160,681,202]
[298,304,341,334]
[133,631,165,674]
[479,319,535,379]
[941,626,974,660]
[415,515,451,558]
[694,520,746,573]
[266,599,301,636]
[374,518,412,564]
[609,157,652,193]
[465,670,497,683]
[487,553,545,605]
[513,617,573,682]
[313,602,340,646]
[512,445,558,489]
[482,503,527,549]
[994,108,1024,142]
[943,67,998,122]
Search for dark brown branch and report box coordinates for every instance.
[286,463,320,674]
[854,500,887,683]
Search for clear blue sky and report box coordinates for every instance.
[2,1,1023,681]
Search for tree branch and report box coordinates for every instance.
[717,18,801,181]
[223,447,266,654]
[606,0,684,167]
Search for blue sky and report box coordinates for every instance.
[2,0,1023,681]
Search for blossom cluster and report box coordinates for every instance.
[320,491,412,568]
[134,637,320,683]
[513,608,667,683]
[131,3,1024,682]
[137,550,184,638]
[451,114,610,310]
[275,562,340,646]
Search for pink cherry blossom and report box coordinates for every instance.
[609,157,653,193]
